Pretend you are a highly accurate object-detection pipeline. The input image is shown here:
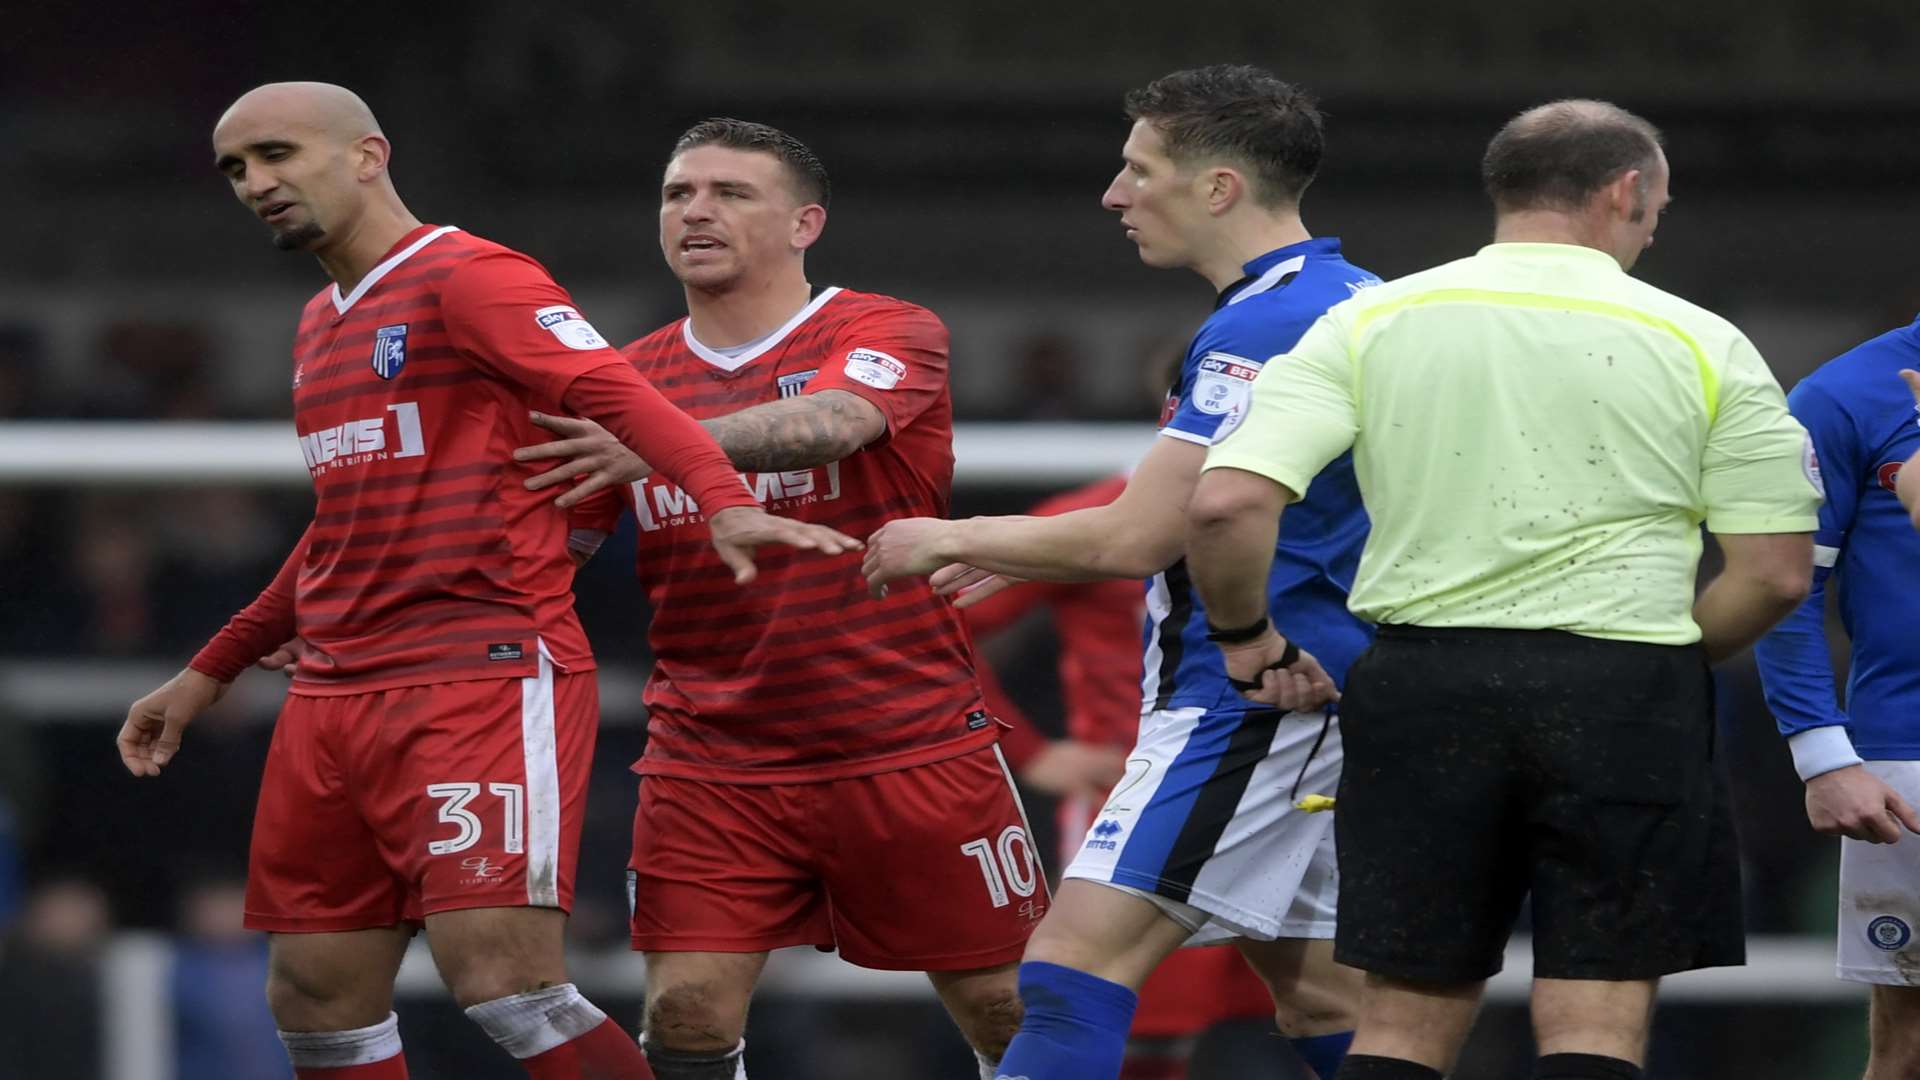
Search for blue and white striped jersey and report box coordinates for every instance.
[1143,237,1378,714]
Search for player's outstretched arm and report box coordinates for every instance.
[704,505,862,585]
[861,435,1206,596]
[703,391,886,473]
[117,668,227,777]
[516,392,887,509]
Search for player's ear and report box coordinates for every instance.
[354,133,393,182]
[791,203,827,253]
[1205,167,1243,217]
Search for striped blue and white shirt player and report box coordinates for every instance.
[1145,237,1378,715]
[1085,238,1378,916]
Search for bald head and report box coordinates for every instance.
[212,82,404,254]
[1482,99,1664,214]
[216,82,382,145]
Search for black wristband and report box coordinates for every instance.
[1205,615,1272,644]
[1226,637,1303,693]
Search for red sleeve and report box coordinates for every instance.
[560,365,755,515]
[439,251,633,404]
[801,303,949,441]
[187,525,307,683]
[437,252,755,514]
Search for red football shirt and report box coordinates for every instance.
[961,476,1146,770]
[190,225,753,694]
[590,287,993,783]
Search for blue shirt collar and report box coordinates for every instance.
[1218,237,1343,307]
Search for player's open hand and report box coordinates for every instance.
[706,506,862,585]
[929,564,1025,608]
[256,637,308,678]
[514,412,654,509]
[1018,740,1128,802]
[117,668,228,777]
[1220,629,1339,711]
[861,517,957,599]
[1805,764,1920,844]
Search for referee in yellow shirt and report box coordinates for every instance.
[1185,101,1822,1080]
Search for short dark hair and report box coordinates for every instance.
[1123,65,1323,209]
[672,118,831,208]
[1481,100,1664,213]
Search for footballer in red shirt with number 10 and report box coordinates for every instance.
[115,83,855,1080]
[515,120,1040,1080]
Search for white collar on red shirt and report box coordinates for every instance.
[331,225,462,315]
[682,286,843,372]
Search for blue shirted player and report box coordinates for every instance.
[861,66,1370,1080]
[1754,318,1920,1079]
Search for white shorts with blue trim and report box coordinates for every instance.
[1838,760,1920,986]
[1062,704,1341,945]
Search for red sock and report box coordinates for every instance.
[521,1017,655,1080]
[295,1058,409,1079]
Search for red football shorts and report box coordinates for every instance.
[629,745,1045,970]
[244,654,597,932]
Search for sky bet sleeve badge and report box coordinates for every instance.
[371,323,408,380]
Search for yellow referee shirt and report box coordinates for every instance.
[1204,242,1821,645]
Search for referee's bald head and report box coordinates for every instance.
[1482,100,1664,216]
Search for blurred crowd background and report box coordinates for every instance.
[4,2,1919,1077]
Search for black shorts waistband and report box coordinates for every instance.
[1373,624,1701,657]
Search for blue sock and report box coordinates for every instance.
[1290,1030,1355,1079]
[992,960,1138,1080]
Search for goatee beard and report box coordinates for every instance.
[273,222,326,251]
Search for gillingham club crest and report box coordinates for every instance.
[371,323,409,380]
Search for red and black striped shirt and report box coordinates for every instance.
[589,288,993,782]
[190,225,753,694]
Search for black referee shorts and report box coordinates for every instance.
[1332,625,1744,984]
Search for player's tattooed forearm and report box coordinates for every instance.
[706,394,867,472]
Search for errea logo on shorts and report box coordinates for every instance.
[1083,819,1123,851]
[534,305,610,351]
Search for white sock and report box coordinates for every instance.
[641,1034,748,1079]
[278,1011,403,1069]
[463,983,607,1060]
[975,1049,1000,1080]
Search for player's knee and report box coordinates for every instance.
[645,982,748,1054]
[265,964,382,1032]
[1266,965,1360,1036]
[957,986,1023,1059]
[442,963,540,1010]
[1269,987,1357,1038]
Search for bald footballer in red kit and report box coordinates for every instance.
[117,83,853,1080]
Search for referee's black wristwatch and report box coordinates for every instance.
[1205,616,1300,692]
